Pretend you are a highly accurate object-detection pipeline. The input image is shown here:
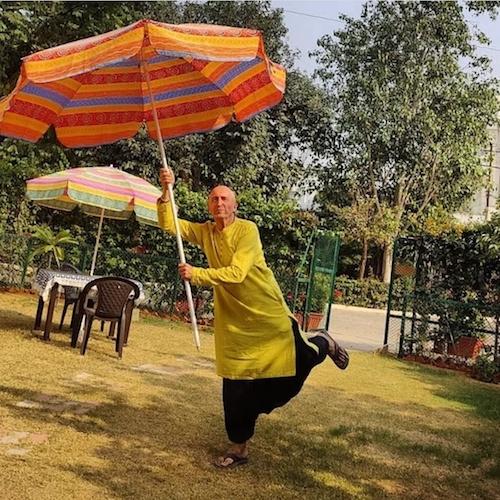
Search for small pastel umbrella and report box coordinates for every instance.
[27,166,161,275]
[0,19,287,349]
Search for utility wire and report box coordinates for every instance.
[283,9,344,24]
[283,8,500,54]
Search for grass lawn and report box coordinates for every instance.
[0,290,499,500]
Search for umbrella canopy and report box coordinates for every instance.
[27,166,161,225]
[27,166,161,275]
[0,19,286,147]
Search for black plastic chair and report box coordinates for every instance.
[71,277,140,358]
[59,262,82,330]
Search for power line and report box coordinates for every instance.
[283,9,344,24]
[283,8,500,54]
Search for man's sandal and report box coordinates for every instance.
[214,453,249,469]
[309,330,349,370]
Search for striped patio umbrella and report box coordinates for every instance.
[0,19,287,349]
[27,166,161,275]
[0,20,286,146]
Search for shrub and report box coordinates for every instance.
[472,354,500,383]
[333,276,388,309]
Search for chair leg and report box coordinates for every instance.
[69,303,77,331]
[108,322,116,338]
[59,301,70,330]
[70,312,80,348]
[115,319,121,353]
[100,321,105,332]
[80,316,94,355]
[123,301,134,346]
[116,319,126,358]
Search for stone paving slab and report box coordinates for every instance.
[131,364,187,376]
[66,371,121,390]
[0,428,49,457]
[15,393,99,415]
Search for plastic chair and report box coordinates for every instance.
[71,277,140,358]
[59,262,82,330]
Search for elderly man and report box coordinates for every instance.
[158,168,348,468]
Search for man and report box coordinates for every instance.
[158,168,349,468]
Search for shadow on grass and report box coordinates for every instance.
[0,309,36,331]
[1,365,499,499]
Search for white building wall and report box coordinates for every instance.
[456,123,500,223]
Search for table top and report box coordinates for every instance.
[32,268,145,303]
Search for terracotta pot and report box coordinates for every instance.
[307,312,324,330]
[448,337,484,359]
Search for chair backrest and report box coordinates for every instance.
[79,277,140,320]
[61,262,81,274]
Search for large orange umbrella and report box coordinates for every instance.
[0,19,286,349]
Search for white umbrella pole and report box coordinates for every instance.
[142,57,201,350]
[90,208,104,276]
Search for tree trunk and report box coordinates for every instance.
[359,238,368,279]
[382,243,393,283]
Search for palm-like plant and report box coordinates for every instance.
[31,226,78,269]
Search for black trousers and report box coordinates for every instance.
[222,320,328,444]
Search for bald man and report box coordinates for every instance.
[158,168,348,468]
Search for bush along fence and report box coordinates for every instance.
[384,235,500,383]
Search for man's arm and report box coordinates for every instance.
[188,223,260,286]
[157,167,204,246]
[157,199,205,247]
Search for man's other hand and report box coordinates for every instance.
[178,263,193,281]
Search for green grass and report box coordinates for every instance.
[0,290,499,499]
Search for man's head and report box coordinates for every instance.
[208,185,238,225]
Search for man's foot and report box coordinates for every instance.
[214,442,249,469]
[214,453,249,469]
[309,329,349,369]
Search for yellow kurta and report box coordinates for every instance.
[158,200,311,380]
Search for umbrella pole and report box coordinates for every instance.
[142,58,201,350]
[90,208,105,276]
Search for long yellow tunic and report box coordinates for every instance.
[158,200,309,380]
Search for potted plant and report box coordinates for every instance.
[448,335,485,358]
[305,274,330,330]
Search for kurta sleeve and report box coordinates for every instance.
[157,199,204,247]
[190,223,259,286]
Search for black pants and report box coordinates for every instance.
[223,320,328,444]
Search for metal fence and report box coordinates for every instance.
[384,237,500,360]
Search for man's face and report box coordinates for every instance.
[208,186,237,222]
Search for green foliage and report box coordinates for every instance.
[477,211,500,257]
[334,276,389,309]
[31,226,78,269]
[313,0,500,244]
[393,225,499,351]
[472,354,500,383]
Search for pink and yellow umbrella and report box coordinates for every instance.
[27,166,161,276]
[0,19,287,349]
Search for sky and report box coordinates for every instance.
[271,0,500,78]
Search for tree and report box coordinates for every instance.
[313,0,500,281]
[31,226,78,269]
[328,198,398,279]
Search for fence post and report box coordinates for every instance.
[398,293,408,358]
[383,238,399,346]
